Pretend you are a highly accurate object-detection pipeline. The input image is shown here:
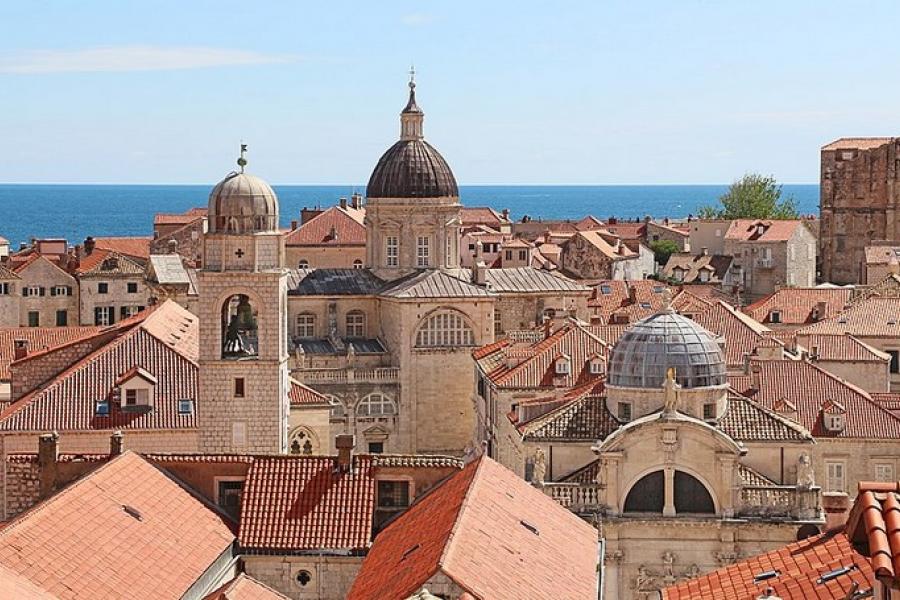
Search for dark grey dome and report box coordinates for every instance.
[366,140,458,199]
[607,311,726,389]
[208,172,279,234]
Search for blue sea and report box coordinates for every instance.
[0,184,819,247]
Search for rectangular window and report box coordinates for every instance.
[51,285,68,296]
[98,282,108,294]
[889,350,900,374]
[368,442,384,454]
[55,310,67,326]
[617,402,632,422]
[178,399,194,415]
[386,236,399,267]
[346,312,365,338]
[28,311,39,327]
[505,250,512,261]
[825,461,846,492]
[127,282,138,293]
[703,403,716,420]
[416,236,430,268]
[519,250,527,261]
[25,285,41,297]
[770,311,782,324]
[124,388,149,406]
[494,310,502,335]
[234,377,245,398]
[94,306,114,326]
[875,463,895,482]
[374,479,411,530]
[231,422,247,447]
[296,314,315,338]
[0,283,8,295]
[217,479,244,521]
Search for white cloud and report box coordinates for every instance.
[401,13,437,26]
[0,46,297,74]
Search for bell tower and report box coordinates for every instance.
[197,146,290,453]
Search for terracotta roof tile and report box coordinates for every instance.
[347,457,598,600]
[202,573,290,600]
[745,288,853,325]
[154,208,207,225]
[289,378,329,406]
[661,530,872,600]
[519,392,618,442]
[823,137,894,151]
[845,481,900,589]
[718,395,813,442]
[460,207,508,226]
[673,292,773,366]
[798,334,890,362]
[799,296,900,337]
[94,237,152,262]
[0,451,235,600]
[238,455,375,552]
[725,219,804,242]
[0,326,102,380]
[284,206,366,246]
[76,249,145,276]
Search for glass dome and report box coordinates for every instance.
[607,311,726,389]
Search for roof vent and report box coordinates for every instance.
[122,504,143,521]
[816,564,856,584]
[520,520,540,536]
[753,569,781,583]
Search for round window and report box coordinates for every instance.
[295,570,312,587]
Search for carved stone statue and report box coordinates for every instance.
[797,452,815,489]
[662,551,676,580]
[532,448,546,486]
[662,367,679,415]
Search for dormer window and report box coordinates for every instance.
[600,284,612,295]
[825,413,845,432]
[589,356,605,375]
[178,399,194,415]
[822,400,846,433]
[769,311,781,324]
[555,355,571,375]
[699,269,709,283]
[116,367,157,413]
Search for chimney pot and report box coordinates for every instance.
[13,339,29,361]
[290,220,298,230]
[336,434,355,471]
[84,236,95,256]
[351,192,363,209]
[110,430,125,456]
[339,197,347,209]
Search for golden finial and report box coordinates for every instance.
[237,143,248,173]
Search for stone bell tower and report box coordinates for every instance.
[197,146,290,453]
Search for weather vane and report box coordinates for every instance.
[237,142,248,173]
[408,64,416,88]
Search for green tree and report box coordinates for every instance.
[699,173,798,220]
[650,239,680,266]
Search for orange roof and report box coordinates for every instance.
[745,287,852,325]
[568,229,637,260]
[847,481,900,588]
[0,451,235,599]
[823,137,894,151]
[238,455,376,552]
[799,296,900,337]
[601,221,645,239]
[798,334,889,362]
[725,219,803,242]
[76,248,145,275]
[661,530,872,600]
[154,208,207,226]
[284,206,366,246]
[0,326,102,380]
[588,280,671,324]
[203,573,289,600]
[94,237,152,261]
[460,207,508,226]
[289,378,329,406]
[347,456,598,600]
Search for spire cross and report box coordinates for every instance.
[237,143,248,173]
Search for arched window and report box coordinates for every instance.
[298,259,310,270]
[624,471,664,513]
[289,427,317,455]
[296,313,316,338]
[353,259,363,269]
[357,393,396,417]
[221,294,258,359]
[326,395,345,419]
[415,311,475,348]
[674,471,715,514]
[346,311,366,338]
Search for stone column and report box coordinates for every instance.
[663,466,676,516]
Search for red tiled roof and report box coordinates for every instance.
[0,326,102,380]
[567,229,637,260]
[865,245,900,265]
[798,334,890,362]
[202,573,289,600]
[289,378,329,406]
[799,296,900,337]
[0,451,235,600]
[76,248,145,275]
[846,481,900,588]
[673,292,772,367]
[823,137,894,151]
[729,358,900,438]
[0,301,198,432]
[0,563,56,599]
[745,288,852,325]
[601,221,645,239]
[588,280,671,324]
[154,208,207,226]
[474,322,609,388]
[661,530,871,600]
[238,455,375,552]
[724,219,803,242]
[94,237,152,261]
[348,456,598,600]
[284,206,366,246]
[460,207,508,226]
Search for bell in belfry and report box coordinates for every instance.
[235,295,256,330]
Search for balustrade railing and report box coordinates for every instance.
[294,367,400,384]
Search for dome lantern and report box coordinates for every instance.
[207,144,279,234]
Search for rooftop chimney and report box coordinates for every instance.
[474,260,488,286]
[823,492,850,531]
[627,285,638,304]
[167,239,178,254]
[351,192,363,209]
[339,197,347,210]
[701,246,709,257]
[814,301,827,321]
[13,339,29,361]
[290,219,298,231]
[110,430,125,457]
[330,225,338,241]
[542,315,552,339]
[750,363,762,391]
[38,431,60,498]
[335,434,355,472]
[501,208,510,221]
[84,236,95,256]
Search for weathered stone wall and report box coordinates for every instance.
[820,139,900,284]
[242,555,362,600]
[285,245,366,270]
[16,258,79,327]
[78,272,150,326]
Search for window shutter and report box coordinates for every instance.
[66,286,73,296]
[109,310,115,324]
[50,287,57,296]
[39,287,45,296]
[22,287,28,297]
[94,307,102,325]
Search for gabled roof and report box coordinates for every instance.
[288,268,384,296]
[661,530,871,600]
[154,207,207,226]
[663,252,733,284]
[745,287,852,325]
[0,451,235,600]
[717,395,813,442]
[284,206,366,246]
[519,392,618,442]
[799,296,900,337]
[202,573,289,600]
[673,291,772,366]
[798,334,890,362]
[289,378,330,406]
[460,206,508,226]
[94,237,152,262]
[567,229,637,260]
[11,252,73,279]
[0,326,102,380]
[724,219,803,242]
[347,456,598,600]
[588,279,671,324]
[461,266,589,293]
[238,455,376,552]
[380,269,493,299]
[0,301,198,432]
[601,221,645,240]
[474,322,608,388]
[729,358,900,439]
[76,249,145,276]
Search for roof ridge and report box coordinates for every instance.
[727,394,813,439]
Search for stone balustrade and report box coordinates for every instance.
[737,485,822,520]
[295,367,400,384]
[541,482,602,513]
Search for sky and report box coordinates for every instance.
[1,1,899,185]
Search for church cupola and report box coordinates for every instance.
[400,73,424,141]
